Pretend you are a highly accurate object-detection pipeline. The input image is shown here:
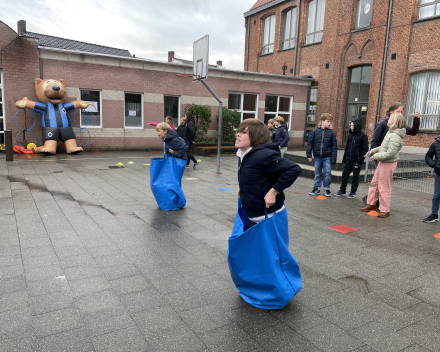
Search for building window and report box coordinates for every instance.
[307,83,318,124]
[406,71,440,131]
[418,0,440,19]
[357,0,373,28]
[306,0,326,44]
[228,92,259,121]
[0,70,4,145]
[282,8,297,50]
[164,95,180,127]
[80,90,101,128]
[262,15,276,54]
[124,93,143,128]
[264,95,292,128]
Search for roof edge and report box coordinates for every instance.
[244,0,286,17]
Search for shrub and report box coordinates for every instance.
[217,108,241,143]
[184,104,212,142]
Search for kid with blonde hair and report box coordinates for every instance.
[156,122,188,159]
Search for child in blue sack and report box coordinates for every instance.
[155,122,188,159]
[235,119,301,228]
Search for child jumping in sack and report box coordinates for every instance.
[156,122,188,159]
[334,118,368,199]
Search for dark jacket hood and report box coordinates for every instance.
[436,136,440,143]
[349,118,363,134]
[164,128,179,142]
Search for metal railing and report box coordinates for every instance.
[364,153,435,194]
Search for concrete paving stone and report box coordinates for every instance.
[132,305,184,335]
[100,263,140,281]
[110,275,153,295]
[408,286,440,308]
[201,323,261,352]
[35,328,94,352]
[180,304,230,334]
[412,272,440,289]
[87,245,124,258]
[224,305,280,334]
[32,307,82,338]
[121,288,166,314]
[347,346,376,352]
[192,251,228,269]
[70,276,110,297]
[338,275,386,294]
[349,321,403,344]
[84,306,137,337]
[167,261,215,281]
[19,237,53,249]
[147,323,207,352]
[0,264,24,280]
[64,265,103,281]
[329,288,378,311]
[50,236,83,249]
[75,290,122,314]
[270,301,328,332]
[403,302,440,325]
[301,322,365,352]
[400,344,432,352]
[20,245,56,259]
[93,253,131,268]
[190,273,234,294]
[22,254,60,269]
[204,287,249,312]
[0,290,28,313]
[292,285,341,310]
[0,307,32,334]
[149,274,194,295]
[164,288,210,312]
[303,274,349,293]
[0,245,21,257]
[29,291,74,315]
[0,330,36,352]
[367,288,421,310]
[27,277,71,297]
[137,261,181,280]
[366,332,414,352]
[249,322,321,352]
[25,264,64,282]
[54,245,89,259]
[91,326,149,352]
[59,254,97,269]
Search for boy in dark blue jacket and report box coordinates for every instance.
[306,113,337,197]
[423,137,440,223]
[274,116,290,157]
[236,119,301,228]
[156,122,188,159]
[334,118,368,199]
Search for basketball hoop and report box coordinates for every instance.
[177,73,200,81]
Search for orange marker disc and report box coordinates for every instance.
[316,195,327,200]
[434,233,440,239]
[367,211,379,216]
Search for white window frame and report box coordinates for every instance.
[0,70,5,144]
[228,92,259,122]
[163,95,180,126]
[418,0,440,20]
[305,0,326,45]
[265,95,293,130]
[80,89,102,128]
[261,15,276,55]
[281,8,297,50]
[124,92,144,129]
[356,0,373,28]
[406,71,440,131]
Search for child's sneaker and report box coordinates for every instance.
[423,214,438,223]
[185,165,190,168]
[309,187,320,195]
[193,161,199,168]
[347,192,356,199]
[324,189,331,197]
[334,190,346,196]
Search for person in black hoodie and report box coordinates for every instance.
[155,122,188,159]
[306,113,337,197]
[177,116,198,168]
[423,137,440,223]
[273,116,290,157]
[235,119,301,228]
[185,112,199,168]
[334,118,368,199]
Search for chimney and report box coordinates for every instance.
[168,51,175,63]
[216,60,223,67]
[17,20,26,35]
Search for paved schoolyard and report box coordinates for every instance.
[0,150,439,352]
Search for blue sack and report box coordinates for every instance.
[227,198,302,310]
[150,151,187,211]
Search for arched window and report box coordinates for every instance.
[406,71,440,131]
[305,0,326,44]
[418,0,440,20]
[356,0,373,28]
[262,15,276,54]
[282,8,297,50]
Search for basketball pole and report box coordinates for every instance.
[200,80,223,174]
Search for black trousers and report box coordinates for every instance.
[186,142,197,166]
[340,160,361,193]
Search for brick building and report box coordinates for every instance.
[244,0,440,147]
[0,20,311,151]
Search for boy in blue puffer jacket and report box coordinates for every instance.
[274,116,290,157]
[334,118,368,199]
[156,122,188,159]
[306,113,337,197]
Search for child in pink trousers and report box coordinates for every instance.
[360,113,407,218]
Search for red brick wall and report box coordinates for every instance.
[0,21,18,68]
[245,0,440,148]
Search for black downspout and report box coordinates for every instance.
[39,58,43,79]
[246,16,251,71]
[376,0,393,123]
[303,82,311,146]
[293,0,301,76]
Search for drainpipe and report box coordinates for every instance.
[246,16,251,71]
[376,0,393,123]
[292,0,301,76]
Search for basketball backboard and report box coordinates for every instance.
[193,35,209,81]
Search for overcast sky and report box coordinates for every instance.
[0,0,256,70]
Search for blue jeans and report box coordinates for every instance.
[314,157,332,190]
[432,174,440,215]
